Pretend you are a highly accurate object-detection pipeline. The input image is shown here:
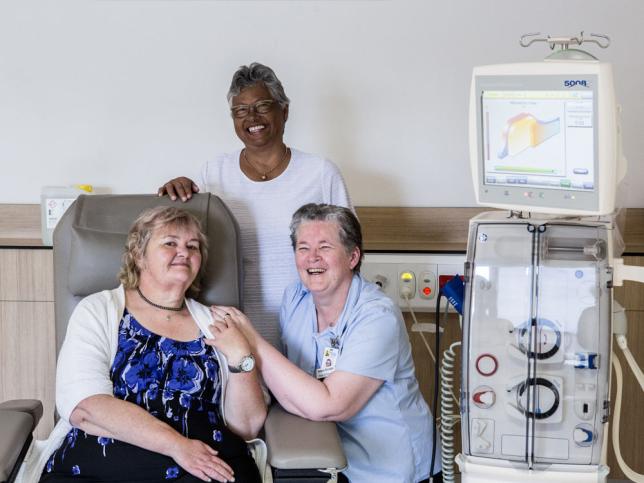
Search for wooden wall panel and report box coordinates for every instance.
[357,207,486,252]
[0,249,54,301]
[2,204,643,253]
[0,204,41,246]
[356,207,644,255]
[608,310,644,479]
[0,301,56,440]
[609,256,644,479]
[622,209,644,254]
[0,248,56,440]
[405,310,464,463]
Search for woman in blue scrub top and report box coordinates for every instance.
[208,203,442,483]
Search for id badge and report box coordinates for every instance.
[316,346,339,379]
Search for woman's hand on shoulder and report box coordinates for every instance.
[171,437,234,482]
[157,177,199,202]
[206,306,256,364]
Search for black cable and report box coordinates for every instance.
[429,289,443,481]
[517,318,562,360]
[516,377,560,420]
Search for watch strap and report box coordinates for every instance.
[228,354,255,373]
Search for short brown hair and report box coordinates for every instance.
[118,206,209,297]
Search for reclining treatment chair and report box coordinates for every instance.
[52,194,346,483]
[0,400,43,483]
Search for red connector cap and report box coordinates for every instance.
[438,274,464,289]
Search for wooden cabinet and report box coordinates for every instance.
[0,249,56,440]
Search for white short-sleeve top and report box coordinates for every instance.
[200,148,352,348]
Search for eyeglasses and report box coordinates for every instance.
[230,99,276,119]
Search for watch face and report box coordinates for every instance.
[240,355,255,372]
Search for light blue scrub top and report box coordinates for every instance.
[280,274,439,483]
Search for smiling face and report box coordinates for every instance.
[231,82,288,149]
[138,224,203,292]
[294,220,360,302]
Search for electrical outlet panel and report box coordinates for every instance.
[362,253,466,312]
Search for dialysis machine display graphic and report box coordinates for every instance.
[477,88,596,201]
[498,113,560,159]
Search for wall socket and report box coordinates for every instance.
[362,253,466,312]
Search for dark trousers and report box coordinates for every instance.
[418,472,443,483]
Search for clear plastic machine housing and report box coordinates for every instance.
[461,217,611,468]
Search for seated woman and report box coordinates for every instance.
[209,204,442,483]
[21,206,266,483]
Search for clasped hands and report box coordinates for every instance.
[205,306,259,368]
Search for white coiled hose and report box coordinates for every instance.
[440,341,461,482]
[611,348,644,482]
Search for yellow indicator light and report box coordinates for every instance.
[401,272,413,281]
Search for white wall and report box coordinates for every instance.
[1,0,643,207]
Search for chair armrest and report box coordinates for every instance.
[0,399,43,432]
[264,405,347,470]
[0,410,34,481]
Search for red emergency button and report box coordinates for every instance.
[422,287,432,296]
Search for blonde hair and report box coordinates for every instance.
[118,206,209,297]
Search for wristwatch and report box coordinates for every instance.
[228,354,255,373]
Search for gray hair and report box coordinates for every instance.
[118,206,209,297]
[227,63,290,108]
[289,203,363,273]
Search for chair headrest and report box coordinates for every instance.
[66,194,212,297]
[53,193,243,352]
[68,227,125,296]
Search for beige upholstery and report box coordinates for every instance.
[265,405,347,470]
[0,400,43,483]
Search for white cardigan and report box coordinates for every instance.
[17,285,231,483]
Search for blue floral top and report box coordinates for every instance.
[40,309,242,482]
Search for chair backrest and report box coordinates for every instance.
[52,193,242,352]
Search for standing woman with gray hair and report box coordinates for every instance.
[159,63,351,348]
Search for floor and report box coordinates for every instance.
[449,477,630,482]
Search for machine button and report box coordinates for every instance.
[418,271,436,300]
[573,424,594,447]
[472,386,496,409]
[574,399,595,420]
[475,354,498,376]
[399,271,416,300]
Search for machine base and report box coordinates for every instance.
[456,454,609,483]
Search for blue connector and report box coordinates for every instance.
[443,275,465,315]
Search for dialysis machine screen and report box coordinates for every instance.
[482,90,594,193]
[470,71,617,214]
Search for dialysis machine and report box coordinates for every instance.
[454,33,643,483]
